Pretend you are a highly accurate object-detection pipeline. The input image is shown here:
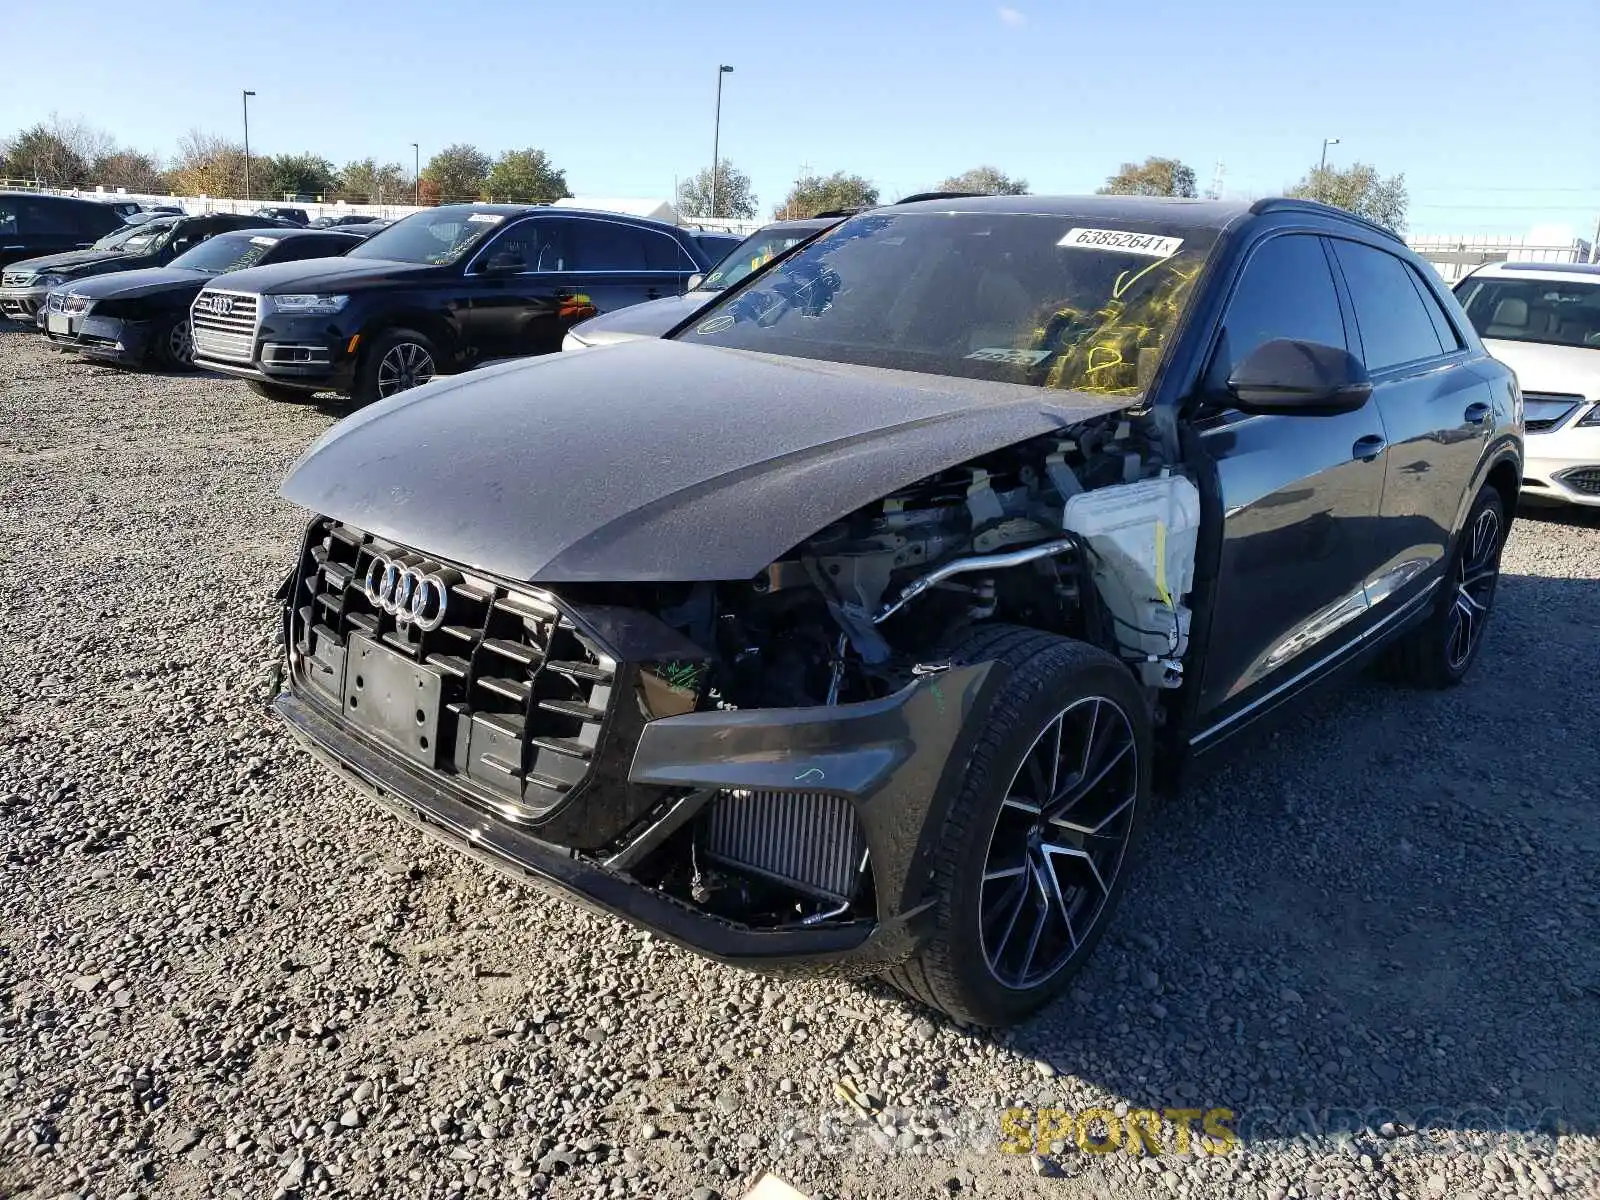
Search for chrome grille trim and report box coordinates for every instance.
[703,790,867,903]
[191,288,261,363]
[1,271,34,288]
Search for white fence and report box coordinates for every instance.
[1408,233,1596,282]
[7,181,761,236]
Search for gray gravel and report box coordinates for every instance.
[1,325,1596,1200]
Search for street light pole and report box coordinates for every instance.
[1318,137,1340,201]
[412,143,420,206]
[710,64,733,220]
[242,90,256,202]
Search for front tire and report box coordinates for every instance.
[1380,483,1507,688]
[883,626,1151,1026]
[353,327,438,406]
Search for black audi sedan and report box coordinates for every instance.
[269,195,1520,1025]
[0,212,289,323]
[43,227,364,369]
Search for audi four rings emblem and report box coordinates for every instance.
[201,295,233,315]
[364,555,449,630]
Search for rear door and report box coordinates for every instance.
[1188,231,1394,748]
[1327,238,1492,599]
[559,216,692,316]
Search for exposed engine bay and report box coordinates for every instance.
[573,410,1201,931]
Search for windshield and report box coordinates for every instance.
[1456,276,1600,349]
[699,228,819,291]
[92,220,174,251]
[170,232,281,275]
[679,212,1218,394]
[347,209,506,265]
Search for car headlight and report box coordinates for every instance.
[36,274,65,288]
[265,293,349,315]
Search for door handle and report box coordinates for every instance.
[1463,401,1490,426]
[554,288,577,300]
[1352,434,1387,462]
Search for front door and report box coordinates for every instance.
[1187,232,1394,748]
[1327,237,1492,601]
[464,218,568,359]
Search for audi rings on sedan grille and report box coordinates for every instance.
[363,555,449,631]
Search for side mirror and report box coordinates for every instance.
[685,273,704,291]
[1227,338,1373,415]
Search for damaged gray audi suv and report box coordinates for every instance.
[270,195,1520,1025]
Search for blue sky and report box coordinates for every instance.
[4,0,1596,238]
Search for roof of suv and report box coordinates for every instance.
[885,193,1405,243]
[1465,260,1600,284]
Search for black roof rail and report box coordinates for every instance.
[894,190,990,205]
[1249,197,1402,243]
[806,207,865,219]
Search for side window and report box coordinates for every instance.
[565,219,649,271]
[22,201,78,237]
[1409,263,1463,352]
[1208,234,1346,390]
[480,220,548,271]
[1330,240,1446,370]
[275,237,342,262]
[640,231,683,271]
[69,206,115,240]
[0,201,22,237]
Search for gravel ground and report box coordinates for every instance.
[1,324,1596,1200]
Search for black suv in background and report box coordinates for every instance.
[191,204,724,404]
[1,194,129,314]
[1,212,286,323]
[255,206,311,226]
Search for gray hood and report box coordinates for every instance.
[281,338,1124,582]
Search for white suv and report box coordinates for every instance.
[1456,261,1600,506]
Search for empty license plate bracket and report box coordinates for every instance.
[343,633,443,767]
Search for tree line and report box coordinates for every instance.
[1,114,1408,230]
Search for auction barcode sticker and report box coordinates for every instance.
[1058,227,1184,258]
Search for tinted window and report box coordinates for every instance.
[1209,234,1346,388]
[553,220,682,271]
[1455,276,1600,350]
[271,234,356,262]
[479,220,549,271]
[1331,240,1445,370]
[0,200,20,237]
[683,212,1222,395]
[23,200,83,237]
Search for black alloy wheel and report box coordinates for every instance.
[884,627,1151,1025]
[980,695,1140,991]
[1445,503,1502,672]
[1380,482,1508,688]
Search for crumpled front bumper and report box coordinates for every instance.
[273,658,1001,977]
[45,315,151,365]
